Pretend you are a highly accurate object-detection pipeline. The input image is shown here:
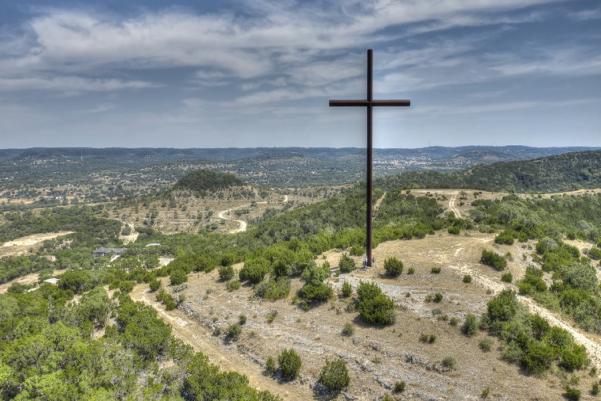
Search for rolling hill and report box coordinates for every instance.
[379,150,601,192]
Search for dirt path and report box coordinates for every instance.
[0,231,73,258]
[217,195,288,234]
[217,208,248,234]
[448,192,461,218]
[130,283,309,401]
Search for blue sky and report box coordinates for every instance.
[0,0,599,148]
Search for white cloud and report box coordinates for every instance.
[0,76,158,92]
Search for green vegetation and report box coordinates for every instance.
[379,151,601,193]
[218,264,235,281]
[341,281,352,298]
[462,314,478,336]
[339,254,356,273]
[480,250,507,271]
[356,282,395,326]
[174,169,243,193]
[318,358,350,393]
[463,274,472,283]
[501,272,513,283]
[0,283,279,400]
[277,349,301,381]
[384,257,403,277]
[297,263,332,307]
[483,290,588,375]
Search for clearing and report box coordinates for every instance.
[0,231,73,258]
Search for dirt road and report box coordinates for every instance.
[0,231,73,258]
[448,192,461,218]
[130,283,310,401]
[217,208,248,234]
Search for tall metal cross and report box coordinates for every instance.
[329,49,410,267]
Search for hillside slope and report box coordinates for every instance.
[379,150,601,192]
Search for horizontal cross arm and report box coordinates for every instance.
[371,99,411,107]
[329,99,369,107]
[329,99,411,107]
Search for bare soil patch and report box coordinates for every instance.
[0,231,73,258]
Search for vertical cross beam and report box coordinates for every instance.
[366,49,373,266]
[329,49,410,267]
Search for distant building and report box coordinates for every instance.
[93,247,127,257]
[43,277,60,285]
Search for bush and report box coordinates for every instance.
[149,278,160,292]
[239,257,270,284]
[479,339,493,352]
[441,356,456,370]
[225,323,242,342]
[226,279,241,291]
[384,257,403,277]
[486,290,518,324]
[318,358,350,393]
[357,282,395,326]
[419,333,436,344]
[255,278,290,301]
[169,268,187,286]
[448,225,460,235]
[433,293,443,303]
[393,381,406,393]
[341,322,354,336]
[431,266,441,274]
[238,314,247,325]
[156,290,177,310]
[298,264,332,305]
[218,265,235,281]
[480,250,507,271]
[495,230,515,245]
[563,386,581,401]
[265,356,276,376]
[501,272,513,283]
[462,274,472,283]
[341,281,352,297]
[462,314,478,336]
[339,254,356,273]
[278,349,301,381]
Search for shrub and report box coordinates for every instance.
[226,279,241,291]
[156,290,177,310]
[225,323,242,342]
[298,264,332,305]
[433,293,443,303]
[218,265,235,281]
[449,317,459,326]
[495,230,515,245]
[278,349,301,381]
[339,254,356,273]
[265,356,276,375]
[384,257,403,277]
[266,310,278,324]
[239,257,270,284]
[518,266,547,295]
[431,266,441,274]
[448,225,460,235]
[341,281,352,297]
[149,278,160,292]
[255,278,290,301]
[501,272,513,283]
[480,250,507,271]
[479,339,493,352]
[564,386,581,401]
[486,290,518,324]
[318,358,350,393]
[588,247,601,260]
[463,274,472,283]
[462,314,478,336]
[357,282,395,326]
[407,267,415,275]
[393,381,406,393]
[341,323,354,337]
[169,268,187,286]
[591,383,599,396]
[441,356,457,370]
[238,314,247,325]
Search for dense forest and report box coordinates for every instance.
[174,169,243,193]
[379,151,601,192]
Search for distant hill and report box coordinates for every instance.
[379,151,601,193]
[174,169,243,192]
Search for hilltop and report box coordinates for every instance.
[174,169,243,193]
[379,150,601,193]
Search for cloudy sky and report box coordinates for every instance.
[0,0,600,148]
